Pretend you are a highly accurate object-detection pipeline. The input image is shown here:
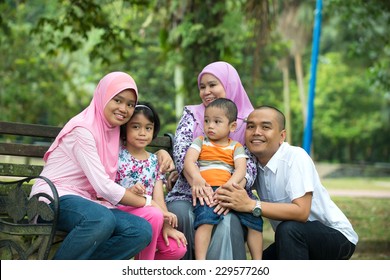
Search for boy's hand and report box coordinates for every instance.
[191,177,213,206]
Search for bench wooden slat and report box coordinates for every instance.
[0,163,43,178]
[0,121,61,138]
[0,143,50,158]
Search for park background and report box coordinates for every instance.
[0,0,389,259]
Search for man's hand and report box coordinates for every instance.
[214,182,253,213]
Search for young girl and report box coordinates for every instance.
[115,102,187,260]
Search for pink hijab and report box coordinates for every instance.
[44,71,138,179]
[186,61,253,144]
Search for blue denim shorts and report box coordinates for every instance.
[193,187,263,232]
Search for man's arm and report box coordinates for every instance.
[215,183,312,222]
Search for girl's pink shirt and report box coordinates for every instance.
[30,127,125,207]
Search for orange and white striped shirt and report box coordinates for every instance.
[190,136,247,186]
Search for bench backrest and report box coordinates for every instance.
[0,121,174,178]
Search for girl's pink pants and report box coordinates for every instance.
[118,205,187,260]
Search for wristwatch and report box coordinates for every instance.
[252,200,262,217]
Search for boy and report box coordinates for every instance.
[184,98,263,260]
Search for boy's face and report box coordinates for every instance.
[204,106,236,144]
[125,113,154,149]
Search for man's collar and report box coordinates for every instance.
[261,142,287,174]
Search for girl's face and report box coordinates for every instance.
[125,113,154,149]
[104,89,137,127]
[199,73,226,107]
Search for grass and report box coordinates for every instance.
[332,197,389,260]
[258,177,390,260]
[322,177,390,191]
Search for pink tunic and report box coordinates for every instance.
[30,127,125,208]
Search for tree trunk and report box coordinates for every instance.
[281,58,292,144]
[174,64,185,122]
[294,53,307,126]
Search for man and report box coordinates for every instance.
[214,105,358,259]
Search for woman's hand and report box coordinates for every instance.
[155,149,175,173]
[166,170,179,192]
[162,223,187,248]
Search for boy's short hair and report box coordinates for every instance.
[206,98,237,123]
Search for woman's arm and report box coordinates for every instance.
[243,146,257,189]
[172,108,196,174]
[70,128,126,205]
[166,108,197,191]
[70,127,150,207]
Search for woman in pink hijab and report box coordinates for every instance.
[30,71,173,260]
[166,61,257,259]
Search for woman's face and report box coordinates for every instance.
[104,89,137,127]
[199,73,226,107]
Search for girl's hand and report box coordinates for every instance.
[163,211,178,228]
[155,149,175,173]
[162,223,187,248]
[131,182,146,196]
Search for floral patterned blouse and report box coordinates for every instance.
[165,107,257,203]
[115,145,165,196]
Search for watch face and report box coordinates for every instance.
[253,207,261,217]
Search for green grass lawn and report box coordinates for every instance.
[332,197,389,260]
[259,176,390,260]
[322,177,390,191]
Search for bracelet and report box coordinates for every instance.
[143,195,152,207]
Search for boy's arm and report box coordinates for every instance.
[184,147,211,206]
[225,157,247,188]
[183,147,202,184]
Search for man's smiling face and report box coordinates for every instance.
[245,108,286,166]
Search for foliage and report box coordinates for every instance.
[0,2,83,125]
[0,0,389,162]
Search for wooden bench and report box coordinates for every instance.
[0,121,174,259]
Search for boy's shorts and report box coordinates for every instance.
[193,187,263,232]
